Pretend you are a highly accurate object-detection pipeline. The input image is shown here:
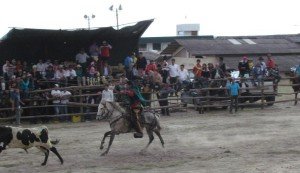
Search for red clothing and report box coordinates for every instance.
[100,45,111,57]
[145,64,157,74]
[266,59,275,69]
[193,64,202,77]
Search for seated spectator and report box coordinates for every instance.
[101,62,112,77]
[145,60,157,74]
[68,65,77,80]
[75,64,85,86]
[88,62,98,78]
[253,62,265,87]
[45,65,55,80]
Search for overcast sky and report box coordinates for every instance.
[1,0,300,39]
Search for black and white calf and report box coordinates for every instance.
[0,126,63,166]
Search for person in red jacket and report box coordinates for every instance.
[145,60,157,74]
[99,41,112,64]
[266,53,275,69]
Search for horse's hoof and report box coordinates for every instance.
[100,146,104,150]
[101,152,107,156]
[41,162,46,166]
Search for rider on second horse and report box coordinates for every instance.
[121,80,146,138]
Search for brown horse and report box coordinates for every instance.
[96,101,164,156]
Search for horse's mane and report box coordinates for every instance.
[108,102,126,114]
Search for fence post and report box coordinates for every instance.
[261,78,265,109]
[15,107,21,125]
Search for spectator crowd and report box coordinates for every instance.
[0,38,284,124]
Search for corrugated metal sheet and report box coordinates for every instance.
[175,38,300,56]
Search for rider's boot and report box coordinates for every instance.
[133,109,143,138]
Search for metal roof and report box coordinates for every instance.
[175,38,300,56]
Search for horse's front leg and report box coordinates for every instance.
[101,132,115,156]
[100,131,111,150]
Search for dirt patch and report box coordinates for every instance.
[1,82,300,172]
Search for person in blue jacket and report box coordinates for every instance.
[226,78,240,113]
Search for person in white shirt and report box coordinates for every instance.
[75,48,90,75]
[51,84,62,116]
[69,66,77,79]
[2,60,10,80]
[97,84,114,116]
[168,58,179,96]
[60,89,71,121]
[178,64,189,83]
[36,60,46,77]
[100,84,114,103]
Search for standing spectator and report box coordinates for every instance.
[20,76,30,99]
[75,48,90,75]
[266,54,275,69]
[10,88,24,125]
[3,60,10,81]
[161,60,169,83]
[124,53,134,80]
[136,52,147,76]
[226,78,240,113]
[15,60,23,73]
[193,59,202,79]
[51,84,62,116]
[99,41,112,64]
[60,89,71,122]
[89,42,99,60]
[157,83,175,116]
[168,58,179,96]
[145,60,157,74]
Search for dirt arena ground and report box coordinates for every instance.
[0,82,300,173]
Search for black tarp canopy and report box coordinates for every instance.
[0,19,153,65]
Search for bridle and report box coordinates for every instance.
[100,102,125,126]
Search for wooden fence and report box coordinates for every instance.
[0,77,299,123]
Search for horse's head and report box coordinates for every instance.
[96,101,115,120]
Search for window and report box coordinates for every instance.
[243,39,256,44]
[153,43,161,51]
[228,39,242,45]
[139,43,147,51]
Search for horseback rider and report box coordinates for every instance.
[121,80,146,138]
